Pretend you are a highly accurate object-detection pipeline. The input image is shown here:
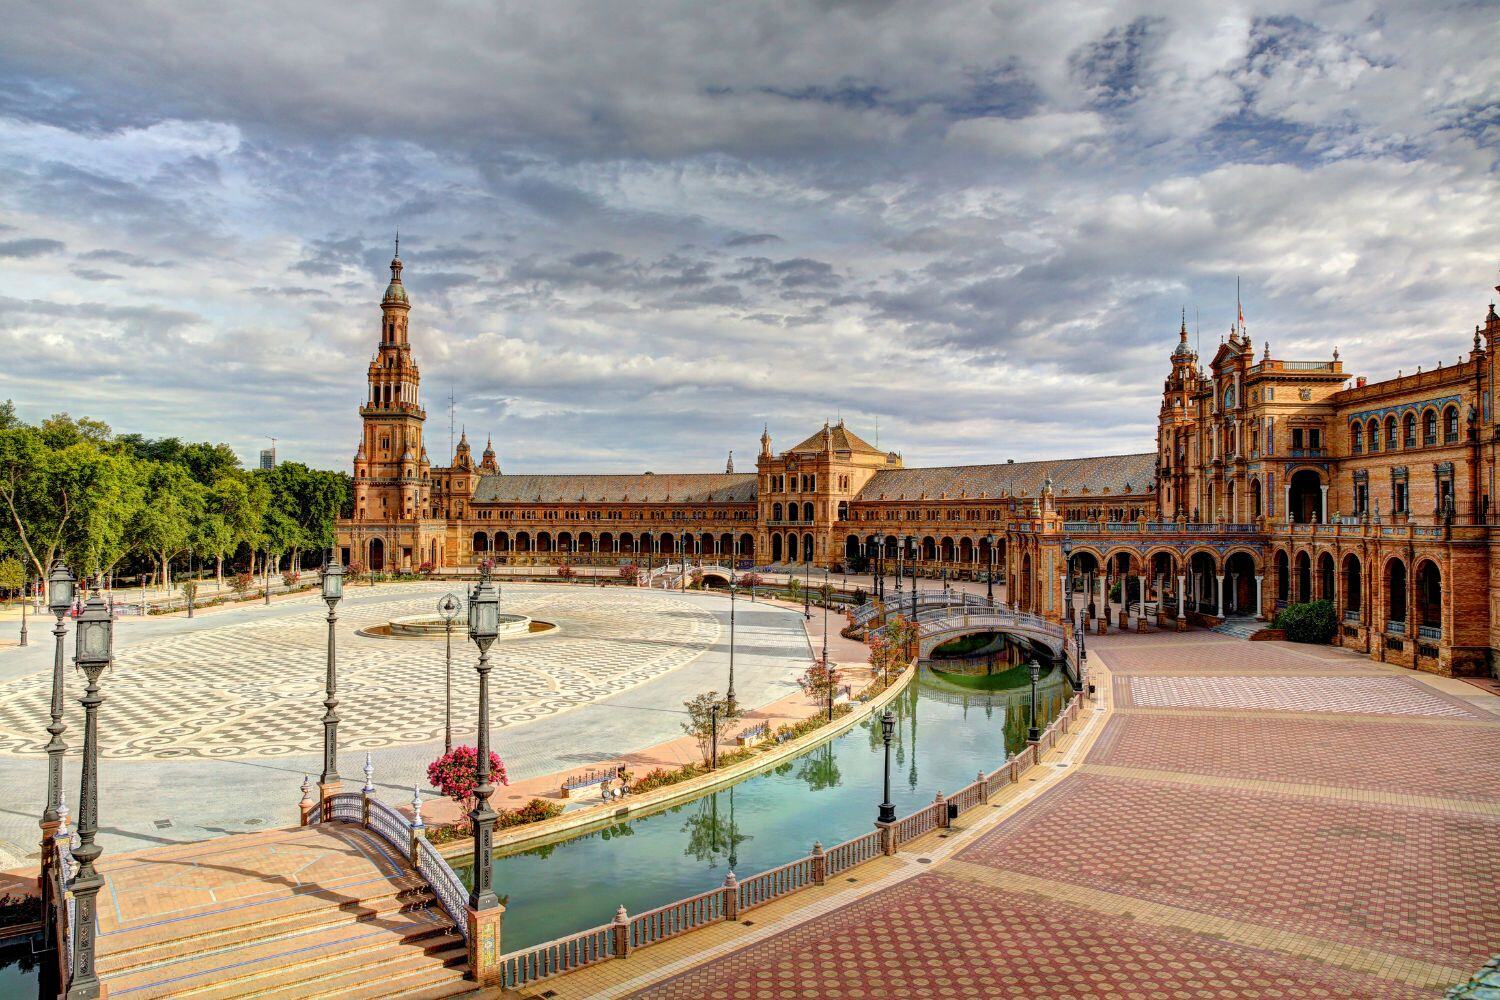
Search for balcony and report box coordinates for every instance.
[1386,621,1405,637]
[1343,610,1360,624]
[1417,624,1442,642]
[1289,448,1325,458]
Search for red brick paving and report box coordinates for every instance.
[1118,673,1489,718]
[635,873,1438,1000]
[1097,637,1382,675]
[1089,713,1500,802]
[958,772,1500,967]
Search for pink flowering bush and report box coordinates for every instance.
[427,745,508,828]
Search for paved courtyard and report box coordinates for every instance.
[0,583,813,863]
[529,630,1500,999]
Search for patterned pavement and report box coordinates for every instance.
[0,587,716,759]
[605,634,1500,999]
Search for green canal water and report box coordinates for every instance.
[462,664,1072,951]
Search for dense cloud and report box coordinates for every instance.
[1,2,1496,471]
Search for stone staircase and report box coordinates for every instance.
[1213,616,1262,640]
[93,825,474,999]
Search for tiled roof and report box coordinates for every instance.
[787,422,885,455]
[472,472,757,504]
[853,453,1157,501]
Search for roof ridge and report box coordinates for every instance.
[871,452,1154,472]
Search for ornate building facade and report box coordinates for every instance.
[337,251,1500,677]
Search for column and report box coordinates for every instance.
[1254,575,1264,619]
[1137,573,1147,630]
[1319,484,1328,523]
[1176,574,1186,624]
[1214,574,1224,618]
[1284,484,1293,523]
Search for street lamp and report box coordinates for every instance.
[466,565,502,912]
[318,551,344,811]
[1027,659,1041,743]
[878,709,896,824]
[42,560,75,835]
[438,593,461,753]
[263,548,272,605]
[18,575,27,647]
[67,592,113,1000]
[985,534,996,605]
[726,579,738,715]
[821,568,829,672]
[709,701,720,771]
[905,536,916,620]
[1062,539,1074,626]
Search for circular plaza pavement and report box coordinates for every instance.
[0,583,812,860]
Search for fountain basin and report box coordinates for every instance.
[361,613,552,640]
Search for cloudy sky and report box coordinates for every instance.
[2,2,1497,473]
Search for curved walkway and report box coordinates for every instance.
[511,631,1500,999]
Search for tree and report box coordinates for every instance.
[132,462,206,592]
[681,691,741,763]
[786,577,802,601]
[0,429,141,590]
[0,556,23,598]
[868,613,918,686]
[797,659,841,720]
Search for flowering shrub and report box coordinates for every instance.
[427,745,508,827]
[739,572,763,590]
[229,571,253,598]
[495,798,564,829]
[557,563,576,580]
[618,562,640,583]
[281,569,301,588]
[418,561,435,576]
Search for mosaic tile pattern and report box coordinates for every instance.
[634,873,1438,999]
[1088,713,1500,802]
[0,587,717,759]
[958,772,1500,967]
[1125,674,1484,718]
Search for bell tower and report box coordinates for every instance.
[352,243,430,526]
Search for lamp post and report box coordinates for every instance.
[438,593,461,754]
[1027,659,1041,743]
[878,709,896,824]
[318,551,344,812]
[40,560,75,936]
[263,549,272,605]
[709,702,719,771]
[821,568,829,671]
[906,536,916,621]
[465,565,502,914]
[67,592,113,1000]
[726,579,737,715]
[1062,539,1074,626]
[803,559,810,620]
[894,536,903,601]
[18,578,27,647]
[985,535,995,605]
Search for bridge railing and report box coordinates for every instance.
[309,780,471,941]
[493,689,1089,992]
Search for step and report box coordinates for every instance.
[103,905,456,1000]
[98,874,431,974]
[378,974,480,1000]
[295,942,471,1000]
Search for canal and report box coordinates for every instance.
[465,661,1071,951]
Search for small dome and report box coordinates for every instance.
[1172,340,1193,358]
[383,280,408,305]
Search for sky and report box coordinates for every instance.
[1,2,1497,473]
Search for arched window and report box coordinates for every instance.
[803,502,814,522]
[1385,416,1398,450]
[772,502,783,521]
[786,504,797,523]
[1422,409,1437,446]
[1444,405,1459,443]
[1402,412,1416,448]
[1351,423,1364,454]
[1367,418,1379,451]
[837,500,849,521]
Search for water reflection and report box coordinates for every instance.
[476,664,1070,950]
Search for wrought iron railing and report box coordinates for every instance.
[414,838,469,936]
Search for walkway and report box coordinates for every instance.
[0,583,812,865]
[508,630,1500,998]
